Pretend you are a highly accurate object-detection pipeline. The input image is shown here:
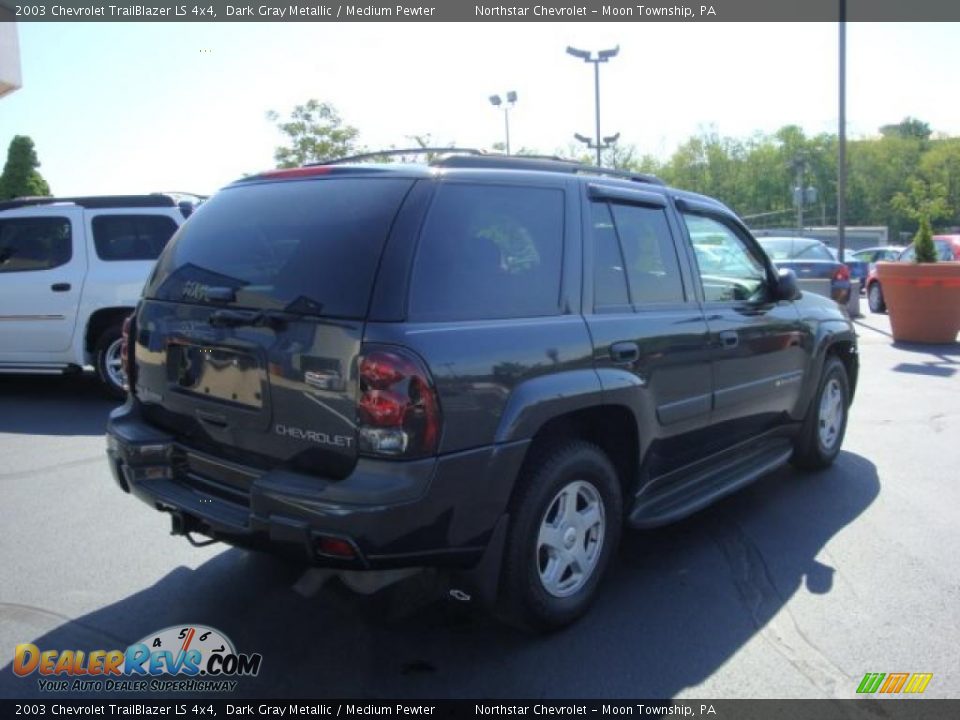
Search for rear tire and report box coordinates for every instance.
[94,325,127,400]
[867,282,886,313]
[792,356,850,471]
[498,441,622,631]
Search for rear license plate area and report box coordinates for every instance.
[167,342,263,409]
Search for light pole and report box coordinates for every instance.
[573,132,621,166]
[566,45,619,166]
[489,91,517,155]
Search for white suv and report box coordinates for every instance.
[0,194,196,397]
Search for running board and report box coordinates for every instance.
[0,363,77,375]
[629,437,794,528]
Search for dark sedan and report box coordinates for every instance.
[758,236,851,305]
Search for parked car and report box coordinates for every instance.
[825,246,870,294]
[106,154,858,630]
[757,236,852,305]
[851,246,906,264]
[865,235,960,313]
[0,194,199,396]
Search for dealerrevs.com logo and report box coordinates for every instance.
[13,625,262,693]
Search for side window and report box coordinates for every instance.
[408,184,564,321]
[935,241,954,261]
[0,217,72,273]
[900,246,915,262]
[590,202,629,309]
[683,213,769,303]
[92,214,179,261]
[609,203,685,304]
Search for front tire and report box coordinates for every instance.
[867,282,886,313]
[94,325,127,400]
[792,356,850,471]
[498,441,622,631]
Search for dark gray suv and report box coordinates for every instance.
[106,154,858,630]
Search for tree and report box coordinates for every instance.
[0,135,51,200]
[880,117,932,142]
[265,100,360,167]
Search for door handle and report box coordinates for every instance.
[51,283,71,292]
[720,330,739,349]
[610,341,640,364]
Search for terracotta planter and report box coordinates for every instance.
[876,261,960,343]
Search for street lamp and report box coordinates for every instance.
[489,91,517,155]
[566,45,619,166]
[573,132,621,165]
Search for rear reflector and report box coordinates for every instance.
[315,536,356,559]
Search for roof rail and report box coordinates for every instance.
[431,154,666,186]
[0,194,180,212]
[313,147,486,166]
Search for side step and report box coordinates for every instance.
[629,436,794,528]
[0,363,79,375]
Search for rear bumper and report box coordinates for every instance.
[106,402,528,572]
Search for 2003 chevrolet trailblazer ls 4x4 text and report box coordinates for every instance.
[106,152,858,630]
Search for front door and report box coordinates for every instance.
[679,210,808,450]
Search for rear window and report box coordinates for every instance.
[408,183,564,321]
[146,178,414,318]
[92,214,178,261]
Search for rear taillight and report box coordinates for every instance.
[833,265,850,282]
[121,314,135,392]
[357,346,441,458]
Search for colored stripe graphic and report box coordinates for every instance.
[857,673,885,693]
[880,673,909,693]
[903,673,933,694]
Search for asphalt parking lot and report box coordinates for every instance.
[1,312,958,700]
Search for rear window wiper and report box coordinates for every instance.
[208,308,295,330]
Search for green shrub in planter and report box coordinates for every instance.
[913,216,938,264]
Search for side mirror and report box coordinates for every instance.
[775,268,801,301]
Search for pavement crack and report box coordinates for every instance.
[711,520,854,698]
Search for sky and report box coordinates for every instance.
[1,21,958,196]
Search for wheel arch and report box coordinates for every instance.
[84,306,134,360]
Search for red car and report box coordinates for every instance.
[865,234,960,313]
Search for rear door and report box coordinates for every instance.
[134,175,415,479]
[0,206,86,355]
[678,205,809,448]
[583,185,713,475]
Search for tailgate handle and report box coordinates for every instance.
[196,411,229,429]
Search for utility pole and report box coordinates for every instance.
[838,0,847,259]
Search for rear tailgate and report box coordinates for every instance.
[133,175,415,481]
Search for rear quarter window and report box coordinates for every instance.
[408,183,565,321]
[92,214,178,261]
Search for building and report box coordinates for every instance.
[0,20,22,99]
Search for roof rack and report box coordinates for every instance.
[303,147,666,187]
[0,194,180,212]
[432,154,665,186]
[314,147,486,166]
